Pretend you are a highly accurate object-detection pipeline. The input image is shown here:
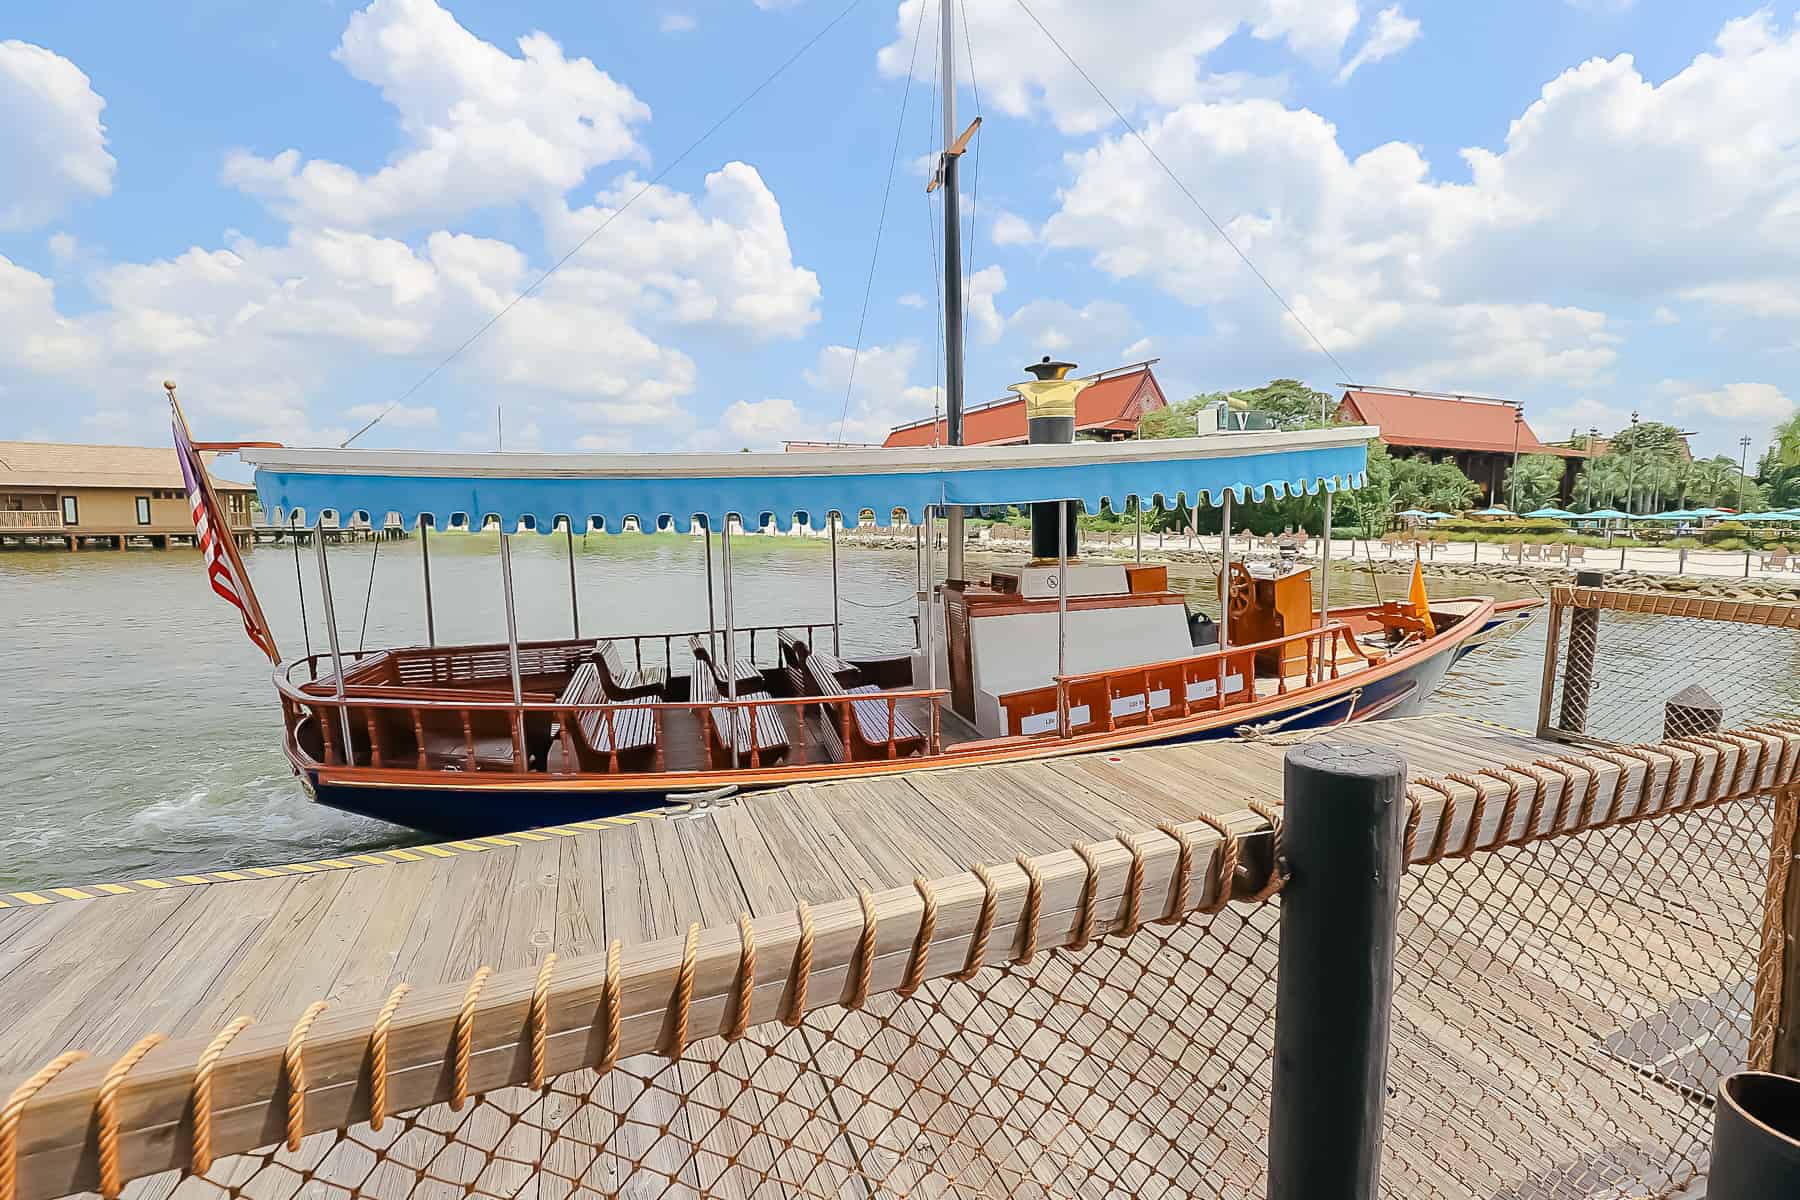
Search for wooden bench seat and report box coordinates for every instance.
[777,629,858,697]
[689,648,789,766]
[556,662,658,772]
[595,639,668,699]
[805,653,925,762]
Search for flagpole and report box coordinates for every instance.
[166,381,280,663]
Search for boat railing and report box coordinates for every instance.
[272,673,946,774]
[1046,620,1377,737]
[280,622,842,686]
[612,621,842,673]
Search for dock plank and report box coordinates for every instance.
[0,712,1762,1200]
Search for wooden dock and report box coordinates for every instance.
[0,715,1624,1070]
[0,712,1782,1200]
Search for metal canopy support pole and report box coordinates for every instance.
[1056,499,1069,738]
[722,517,739,769]
[1134,498,1142,564]
[703,520,718,657]
[565,522,581,640]
[419,516,436,646]
[1219,491,1234,651]
[1267,741,1405,1200]
[314,517,355,760]
[499,529,525,769]
[940,0,966,585]
[923,506,936,673]
[1319,490,1334,669]
[830,512,842,655]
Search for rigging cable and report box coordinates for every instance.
[1010,0,1355,384]
[357,532,381,653]
[922,12,946,448]
[836,0,930,444]
[959,0,983,362]
[342,0,871,448]
[290,512,312,659]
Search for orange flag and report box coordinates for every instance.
[1409,558,1437,638]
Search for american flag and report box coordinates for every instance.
[173,411,280,663]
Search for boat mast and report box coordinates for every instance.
[939,0,966,585]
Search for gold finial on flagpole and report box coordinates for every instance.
[163,379,178,404]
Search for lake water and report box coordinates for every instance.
[0,535,1546,889]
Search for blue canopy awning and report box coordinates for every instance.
[240,429,1373,532]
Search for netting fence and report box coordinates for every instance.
[6,706,1800,1197]
[1539,585,1800,744]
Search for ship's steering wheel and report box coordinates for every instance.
[1225,562,1255,619]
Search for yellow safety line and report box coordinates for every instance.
[2,801,673,908]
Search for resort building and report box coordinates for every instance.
[882,360,1169,448]
[0,440,256,551]
[1336,386,1589,502]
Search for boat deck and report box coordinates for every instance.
[0,714,1564,1072]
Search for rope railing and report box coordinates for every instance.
[4,722,1798,1200]
[0,807,1275,1200]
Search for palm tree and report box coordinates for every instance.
[1772,412,1800,469]
[1685,456,1738,508]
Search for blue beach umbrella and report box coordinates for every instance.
[1525,507,1577,520]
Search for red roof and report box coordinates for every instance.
[884,365,1167,448]
[1338,390,1586,458]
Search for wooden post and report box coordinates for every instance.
[1267,741,1405,1200]
[1664,684,1723,739]
[1770,783,1800,1077]
[1709,1073,1800,1198]
[1556,570,1604,734]
[1535,590,1567,739]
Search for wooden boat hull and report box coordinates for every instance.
[298,602,1487,836]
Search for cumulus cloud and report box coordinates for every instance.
[223,0,649,231]
[718,397,806,448]
[988,210,1037,246]
[346,401,438,429]
[543,162,821,339]
[1663,381,1794,424]
[0,255,98,375]
[1335,6,1420,83]
[0,41,115,231]
[1006,297,1137,356]
[965,265,1006,343]
[878,0,1361,135]
[1041,12,1800,396]
[805,341,943,442]
[0,0,822,449]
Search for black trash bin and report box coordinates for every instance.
[1709,1071,1800,1199]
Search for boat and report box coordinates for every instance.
[187,415,1527,837]
[167,2,1533,836]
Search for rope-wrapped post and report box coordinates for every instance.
[1267,741,1405,1200]
[1768,781,1800,1077]
[1556,569,1607,734]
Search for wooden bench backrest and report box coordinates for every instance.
[561,661,603,707]
[807,655,849,696]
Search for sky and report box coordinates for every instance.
[2,0,1797,463]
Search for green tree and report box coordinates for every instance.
[1503,454,1565,513]
[1769,411,1800,469]
[1138,378,1335,439]
[1388,453,1481,514]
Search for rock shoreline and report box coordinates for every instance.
[832,533,1800,603]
